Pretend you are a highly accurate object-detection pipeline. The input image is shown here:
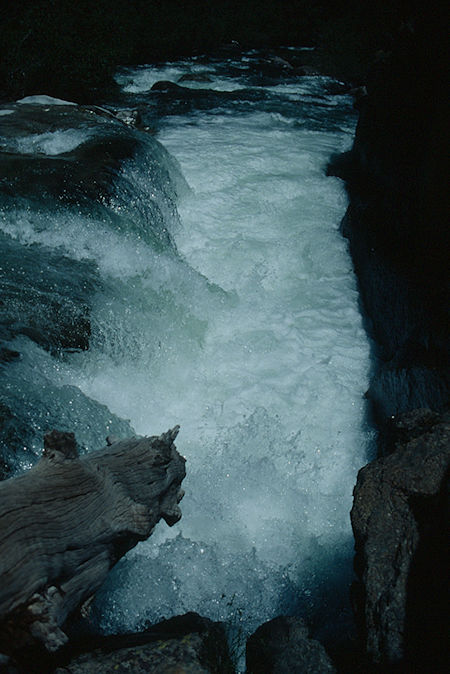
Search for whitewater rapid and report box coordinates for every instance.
[0,49,374,650]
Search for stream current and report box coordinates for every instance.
[0,49,373,646]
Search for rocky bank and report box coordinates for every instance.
[330,6,449,670]
[329,8,449,440]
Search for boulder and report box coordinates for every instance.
[53,613,233,674]
[351,409,449,668]
[246,616,336,673]
[151,80,187,94]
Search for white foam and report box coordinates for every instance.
[16,94,77,106]
[3,66,372,638]
[64,97,372,633]
[13,129,92,155]
[116,62,246,93]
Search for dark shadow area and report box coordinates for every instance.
[327,1,449,454]
[0,1,423,103]
[404,469,449,672]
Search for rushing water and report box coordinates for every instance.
[0,49,373,650]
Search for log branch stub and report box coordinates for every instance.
[43,429,78,460]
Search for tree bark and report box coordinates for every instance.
[0,427,185,655]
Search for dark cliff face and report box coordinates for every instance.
[351,409,449,669]
[330,8,449,444]
[329,8,450,670]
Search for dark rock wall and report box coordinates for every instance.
[351,410,449,669]
[329,6,449,445]
[331,5,450,670]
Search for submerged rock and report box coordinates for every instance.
[351,409,449,668]
[246,616,336,673]
[151,80,188,93]
[178,73,213,83]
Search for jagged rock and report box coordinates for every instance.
[0,428,185,658]
[246,616,336,673]
[351,409,450,667]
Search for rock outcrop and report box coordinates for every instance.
[328,6,449,669]
[351,409,449,668]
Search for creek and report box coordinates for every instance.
[0,48,374,652]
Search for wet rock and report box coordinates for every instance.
[0,401,27,481]
[249,55,299,82]
[296,65,319,76]
[246,616,336,673]
[43,429,78,460]
[0,360,135,477]
[0,101,139,206]
[178,73,213,83]
[81,105,142,128]
[151,80,187,93]
[0,231,96,354]
[387,407,441,444]
[111,108,142,127]
[348,85,367,108]
[351,409,450,667]
[53,613,233,674]
[267,56,294,70]
[0,653,18,674]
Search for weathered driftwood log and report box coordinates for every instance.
[0,428,185,655]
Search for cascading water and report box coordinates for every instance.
[0,49,374,654]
